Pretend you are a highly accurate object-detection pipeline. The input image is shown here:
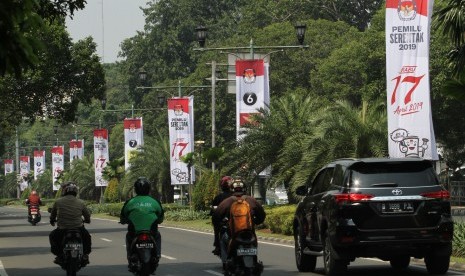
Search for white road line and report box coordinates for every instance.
[161,254,177,260]
[0,260,9,276]
[204,269,223,275]
[160,225,213,236]
[100,238,112,242]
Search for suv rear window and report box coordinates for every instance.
[349,161,439,188]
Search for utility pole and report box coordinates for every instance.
[15,127,20,199]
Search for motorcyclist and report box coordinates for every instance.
[25,190,43,217]
[214,178,266,269]
[49,181,92,266]
[120,177,164,272]
[210,176,233,255]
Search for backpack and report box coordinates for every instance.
[229,195,253,235]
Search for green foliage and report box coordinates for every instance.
[262,205,296,235]
[86,202,123,216]
[163,209,210,221]
[104,178,120,203]
[192,170,221,211]
[453,222,465,258]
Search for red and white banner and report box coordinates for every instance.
[51,146,64,190]
[69,139,84,164]
[235,59,270,140]
[386,0,438,160]
[93,129,109,187]
[4,159,13,175]
[19,156,30,191]
[124,118,144,170]
[33,150,45,180]
[168,97,194,185]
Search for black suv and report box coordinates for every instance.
[293,157,453,275]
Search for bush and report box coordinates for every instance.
[262,205,296,235]
[453,222,465,258]
[87,202,124,216]
[164,209,210,221]
[104,179,119,203]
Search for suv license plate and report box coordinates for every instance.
[237,248,257,256]
[380,202,414,214]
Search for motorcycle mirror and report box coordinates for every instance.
[47,207,52,213]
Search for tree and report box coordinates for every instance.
[291,99,387,190]
[0,0,86,77]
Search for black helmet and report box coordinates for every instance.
[134,177,150,195]
[62,181,78,196]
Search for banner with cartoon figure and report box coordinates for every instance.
[235,59,270,140]
[33,150,45,180]
[4,159,13,175]
[168,97,194,185]
[19,156,30,191]
[93,129,109,187]
[386,0,438,160]
[124,118,144,170]
[51,146,64,190]
[69,139,84,164]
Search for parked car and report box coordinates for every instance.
[293,157,453,275]
[266,187,289,205]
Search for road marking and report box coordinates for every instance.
[161,254,176,260]
[0,260,9,276]
[101,238,112,242]
[204,270,222,275]
[160,226,213,236]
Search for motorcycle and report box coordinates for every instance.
[128,231,159,276]
[221,226,263,276]
[27,205,41,226]
[59,229,86,276]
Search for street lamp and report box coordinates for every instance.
[295,23,307,46]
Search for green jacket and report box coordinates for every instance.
[121,195,164,233]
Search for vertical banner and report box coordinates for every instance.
[19,156,30,191]
[385,0,438,160]
[51,146,64,191]
[168,97,195,185]
[124,118,144,170]
[235,59,269,140]
[33,150,45,180]
[69,139,84,163]
[4,159,14,175]
[93,129,109,187]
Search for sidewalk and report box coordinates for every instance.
[452,206,465,216]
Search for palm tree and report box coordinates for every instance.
[124,129,171,202]
[291,99,388,189]
[224,91,326,194]
[433,0,465,99]
[65,155,98,201]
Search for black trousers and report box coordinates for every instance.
[49,226,92,255]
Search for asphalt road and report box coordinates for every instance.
[1,206,464,276]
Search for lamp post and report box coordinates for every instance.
[194,23,308,199]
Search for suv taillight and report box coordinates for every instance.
[334,193,374,204]
[420,190,450,200]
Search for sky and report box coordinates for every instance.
[66,0,148,63]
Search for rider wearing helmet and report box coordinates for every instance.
[210,176,233,255]
[120,177,164,272]
[25,190,43,216]
[214,178,266,268]
[49,181,92,265]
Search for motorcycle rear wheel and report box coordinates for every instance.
[138,262,151,276]
[66,257,78,276]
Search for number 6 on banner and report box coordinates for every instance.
[390,74,425,105]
